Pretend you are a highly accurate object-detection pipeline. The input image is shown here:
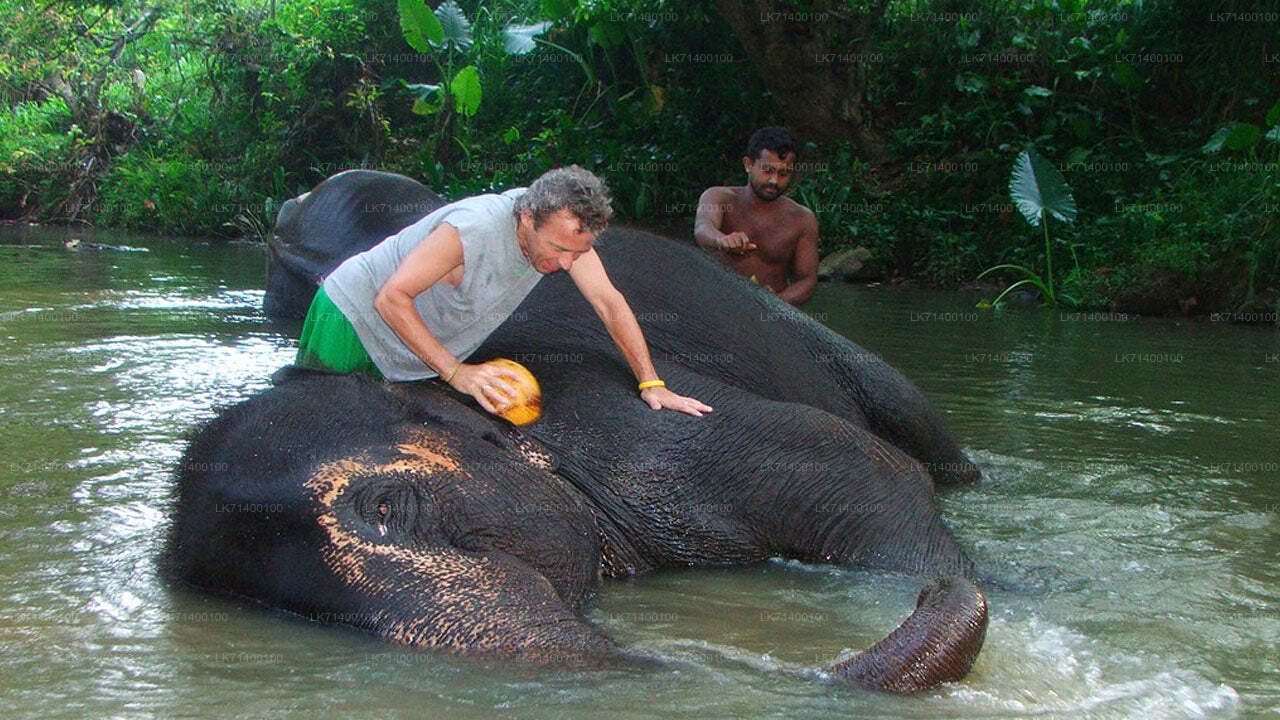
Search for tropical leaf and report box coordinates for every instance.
[990,278,1051,307]
[1202,123,1262,153]
[1009,148,1077,227]
[540,0,574,21]
[449,65,482,116]
[955,73,986,94]
[434,0,473,52]
[1224,123,1262,151]
[589,21,627,49]
[406,82,442,115]
[976,263,1041,281]
[405,82,441,99]
[397,0,442,53]
[502,21,551,54]
[1111,62,1141,89]
[412,98,442,115]
[1201,125,1232,153]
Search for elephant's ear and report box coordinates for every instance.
[303,452,610,660]
[322,541,614,661]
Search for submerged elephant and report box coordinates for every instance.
[163,171,988,694]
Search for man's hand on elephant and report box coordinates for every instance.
[640,386,713,417]
[447,363,521,415]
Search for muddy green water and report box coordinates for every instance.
[1,226,1275,719]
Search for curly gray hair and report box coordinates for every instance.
[513,165,613,234]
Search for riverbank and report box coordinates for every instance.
[632,214,1280,324]
[4,218,1276,327]
[5,1,1275,326]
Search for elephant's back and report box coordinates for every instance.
[484,229,875,426]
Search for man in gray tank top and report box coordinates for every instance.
[297,165,712,418]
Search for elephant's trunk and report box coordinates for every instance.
[828,577,988,694]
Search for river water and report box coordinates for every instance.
[1,226,1275,719]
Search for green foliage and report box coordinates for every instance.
[447,65,482,117]
[96,152,241,236]
[1203,123,1262,154]
[502,20,552,54]
[976,149,1078,307]
[399,0,444,52]
[414,0,772,222]
[433,0,474,53]
[1,0,1275,317]
[1202,100,1280,156]
[0,98,75,217]
[394,0,545,130]
[1009,149,1077,228]
[816,0,1280,315]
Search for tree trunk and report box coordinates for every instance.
[712,0,889,161]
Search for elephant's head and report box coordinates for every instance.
[164,373,613,661]
[167,368,987,693]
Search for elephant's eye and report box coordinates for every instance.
[375,501,390,537]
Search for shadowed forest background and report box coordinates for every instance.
[2,0,1277,316]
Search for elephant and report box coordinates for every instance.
[263,170,444,321]
[163,170,988,695]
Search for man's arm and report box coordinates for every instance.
[777,209,820,306]
[568,249,712,417]
[693,187,755,253]
[372,222,521,414]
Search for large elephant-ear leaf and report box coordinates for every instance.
[434,0,474,52]
[449,65,482,117]
[1009,148,1077,227]
[398,0,443,53]
[406,82,443,115]
[503,20,551,54]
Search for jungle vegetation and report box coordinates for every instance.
[2,0,1277,316]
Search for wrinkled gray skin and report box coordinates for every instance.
[264,171,443,321]
[165,170,988,695]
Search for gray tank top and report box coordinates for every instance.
[322,188,541,381]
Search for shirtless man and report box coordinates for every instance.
[694,127,819,306]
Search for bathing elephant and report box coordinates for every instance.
[263,170,444,321]
[163,171,987,694]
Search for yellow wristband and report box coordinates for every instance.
[443,362,461,383]
[638,379,666,391]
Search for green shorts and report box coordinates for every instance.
[295,286,383,379]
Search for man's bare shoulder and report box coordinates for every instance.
[697,186,741,218]
[699,186,741,202]
[776,195,809,214]
[779,196,818,225]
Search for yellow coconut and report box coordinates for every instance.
[480,358,542,426]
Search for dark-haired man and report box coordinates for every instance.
[694,127,819,306]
